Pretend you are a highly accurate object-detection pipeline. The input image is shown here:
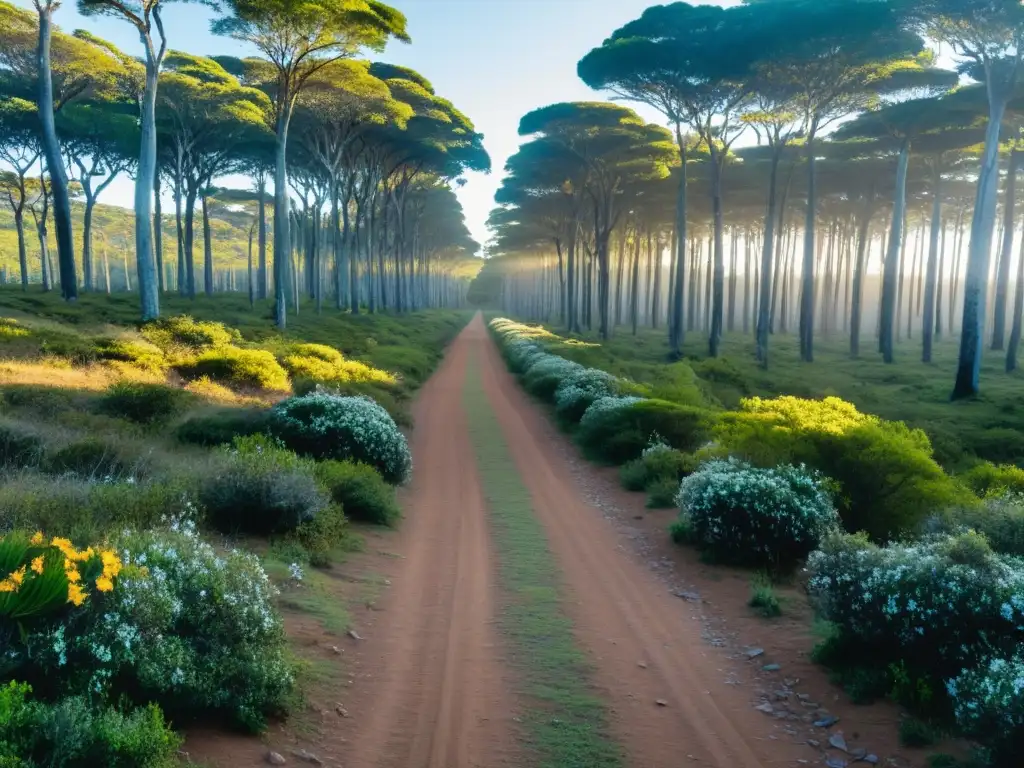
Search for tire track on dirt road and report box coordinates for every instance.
[472,314,811,768]
[333,320,514,768]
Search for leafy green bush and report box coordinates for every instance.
[717,396,968,541]
[930,494,1024,557]
[294,504,348,565]
[314,460,401,526]
[807,531,1024,686]
[960,462,1024,497]
[43,437,142,480]
[576,396,713,465]
[176,347,290,391]
[899,717,940,748]
[18,525,294,732]
[92,337,166,372]
[949,655,1024,767]
[678,458,839,570]
[142,315,239,352]
[200,436,328,535]
[95,381,194,426]
[280,343,396,389]
[553,367,619,425]
[646,477,680,509]
[271,391,412,484]
[0,420,44,468]
[0,682,181,767]
[749,574,782,617]
[1,385,76,415]
[521,354,583,402]
[619,444,697,492]
[174,406,272,446]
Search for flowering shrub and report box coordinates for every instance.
[554,368,618,425]
[577,396,711,465]
[200,435,329,535]
[677,459,838,569]
[503,338,545,374]
[807,531,1024,683]
[949,655,1024,767]
[716,396,968,541]
[17,522,294,732]
[271,391,411,484]
[522,354,583,401]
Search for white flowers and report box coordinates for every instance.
[288,563,304,582]
[554,368,619,422]
[948,654,1024,762]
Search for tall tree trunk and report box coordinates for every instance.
[991,148,1020,350]
[669,125,687,356]
[273,105,291,329]
[36,6,77,301]
[202,189,213,296]
[953,98,1008,398]
[154,169,164,293]
[799,131,818,361]
[880,139,910,363]
[1006,218,1024,371]
[15,207,29,289]
[135,50,161,319]
[82,191,95,291]
[727,227,738,332]
[258,175,268,300]
[174,174,186,296]
[850,194,874,357]
[630,231,641,335]
[709,154,725,356]
[248,223,255,307]
[922,162,943,363]
[184,185,198,299]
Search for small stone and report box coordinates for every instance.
[829,733,848,752]
[634,515,643,520]
[676,590,702,602]
[850,748,866,759]
[290,749,323,766]
[860,756,878,765]
[637,661,648,669]
[330,645,342,655]
[655,699,669,707]
[335,704,349,717]
[762,663,781,672]
[347,629,363,641]
[814,715,840,728]
[266,752,287,766]
[755,702,774,714]
[796,693,811,701]
[806,739,820,748]
[825,759,848,768]
[745,648,765,659]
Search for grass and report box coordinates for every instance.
[462,352,622,768]
[748,573,782,618]
[514,319,1024,471]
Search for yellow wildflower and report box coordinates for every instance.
[0,580,15,593]
[67,583,86,607]
[30,532,44,545]
[30,556,44,575]
[9,567,26,587]
[95,575,114,593]
[100,550,122,580]
[51,538,77,560]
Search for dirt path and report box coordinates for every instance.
[328,322,514,768]
[470,314,809,768]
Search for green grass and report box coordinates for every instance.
[504,319,1024,471]
[264,555,351,636]
[462,353,622,768]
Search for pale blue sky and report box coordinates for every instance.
[11,0,740,252]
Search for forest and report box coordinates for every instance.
[474,0,1024,401]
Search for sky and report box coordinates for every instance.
[9,0,742,255]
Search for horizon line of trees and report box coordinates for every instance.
[0,0,490,321]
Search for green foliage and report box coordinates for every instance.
[576,398,712,465]
[899,717,941,748]
[294,503,348,566]
[200,435,328,536]
[716,396,969,541]
[43,437,141,480]
[932,494,1024,556]
[646,477,680,509]
[141,315,239,352]
[960,462,1024,497]
[0,421,44,468]
[950,654,1024,768]
[521,355,583,402]
[94,381,194,426]
[0,683,181,768]
[92,337,166,372]
[280,343,396,389]
[314,460,401,526]
[174,406,272,446]
[1,386,76,416]
[176,346,290,392]
[748,573,782,618]
[619,445,696,492]
[669,515,695,545]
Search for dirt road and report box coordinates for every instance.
[334,314,808,768]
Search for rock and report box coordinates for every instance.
[655,699,669,707]
[755,702,774,714]
[330,645,341,655]
[850,748,866,759]
[806,739,820,748]
[773,690,790,700]
[745,648,765,659]
[637,661,648,669]
[266,752,287,766]
[861,755,878,765]
[347,629,363,641]
[335,704,349,717]
[675,590,702,602]
[762,663,781,672]
[829,733,848,752]
[814,715,840,728]
[796,693,811,701]
[290,749,323,766]
[825,759,848,768]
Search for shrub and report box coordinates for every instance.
[200,436,328,535]
[646,477,680,509]
[749,573,782,618]
[949,655,1024,767]
[174,406,272,446]
[930,494,1024,557]
[294,504,348,565]
[271,391,411,484]
[899,717,940,748]
[806,531,1024,685]
[577,396,712,465]
[43,437,142,480]
[503,338,545,374]
[554,367,618,425]
[620,443,697,492]
[1,385,76,414]
[0,420,44,468]
[176,347,290,392]
[678,459,839,570]
[521,354,583,402]
[0,683,181,768]
[717,396,968,541]
[142,315,238,352]
[669,516,694,545]
[314,460,401,526]
[18,524,294,732]
[93,337,166,372]
[95,381,193,426]
[280,344,396,388]
[961,462,1024,498]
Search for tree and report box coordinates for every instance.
[0,96,39,288]
[903,0,1024,397]
[211,0,410,329]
